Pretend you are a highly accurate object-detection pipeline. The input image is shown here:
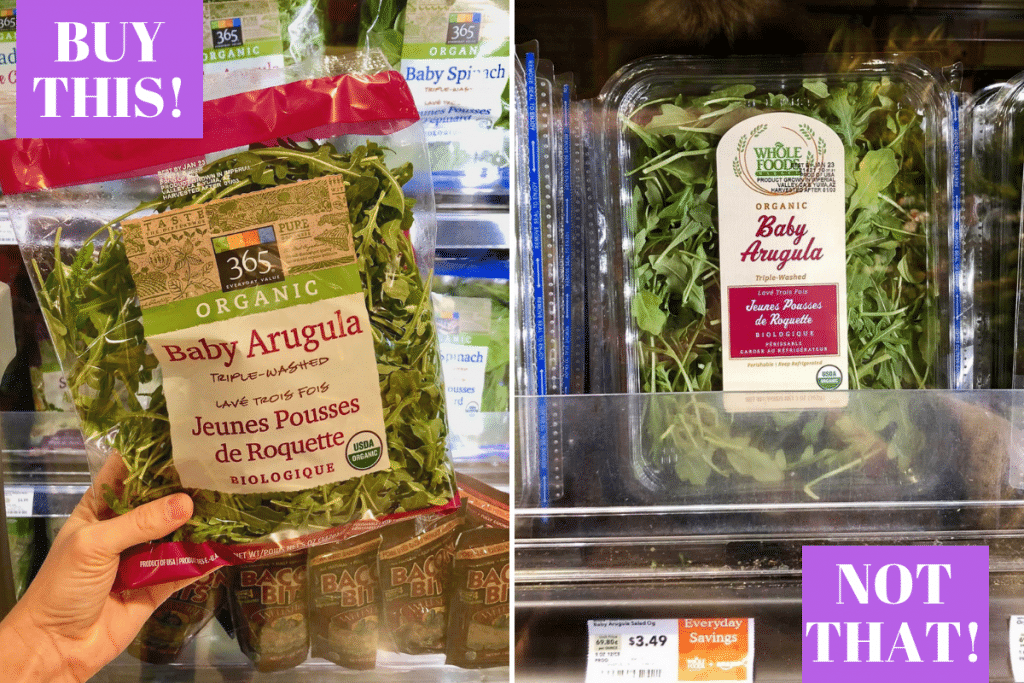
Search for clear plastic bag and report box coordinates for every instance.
[1,52,457,589]
[203,0,327,73]
[432,258,510,462]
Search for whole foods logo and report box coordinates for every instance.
[733,123,829,196]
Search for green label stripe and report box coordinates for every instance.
[203,36,282,63]
[0,32,13,42]
[143,264,362,336]
[438,332,490,347]
[402,43,505,59]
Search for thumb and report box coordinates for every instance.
[88,493,193,556]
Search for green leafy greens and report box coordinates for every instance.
[432,277,510,413]
[34,141,455,543]
[625,77,940,497]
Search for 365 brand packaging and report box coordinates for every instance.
[0,52,458,590]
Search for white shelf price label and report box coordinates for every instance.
[4,487,34,517]
[1011,616,1024,681]
[586,619,754,683]
[0,218,14,245]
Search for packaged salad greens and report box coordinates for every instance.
[0,0,13,96]
[203,0,326,74]
[0,52,458,590]
[432,257,510,461]
[358,0,509,198]
[595,55,963,500]
[514,45,567,507]
[5,518,33,599]
[973,74,1024,390]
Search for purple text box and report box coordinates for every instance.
[803,545,988,683]
[17,0,201,138]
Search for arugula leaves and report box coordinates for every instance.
[36,140,454,544]
[629,77,935,393]
[625,76,938,495]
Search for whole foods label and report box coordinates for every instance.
[203,0,285,73]
[309,535,382,669]
[434,294,491,419]
[400,0,508,146]
[587,619,754,682]
[230,553,310,672]
[717,112,847,398]
[122,175,390,494]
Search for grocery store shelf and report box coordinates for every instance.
[515,573,1024,682]
[93,622,508,682]
[516,391,1024,577]
[1,412,90,517]
[436,209,511,250]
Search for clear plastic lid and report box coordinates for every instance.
[972,73,1024,390]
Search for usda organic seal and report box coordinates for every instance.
[346,431,383,470]
[816,365,842,390]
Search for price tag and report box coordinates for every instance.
[4,487,34,517]
[587,619,754,682]
[0,218,15,245]
[1010,616,1024,681]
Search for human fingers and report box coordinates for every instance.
[71,493,193,561]
[72,453,130,525]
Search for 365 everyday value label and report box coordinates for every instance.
[717,113,846,399]
[587,619,754,682]
[400,0,508,146]
[0,2,14,94]
[122,174,389,494]
[202,0,284,74]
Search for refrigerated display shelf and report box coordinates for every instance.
[94,633,509,683]
[516,391,1024,545]
[514,390,1024,681]
[515,573,1024,682]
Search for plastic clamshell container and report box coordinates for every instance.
[515,391,1024,544]
[595,55,960,503]
[972,72,1024,390]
